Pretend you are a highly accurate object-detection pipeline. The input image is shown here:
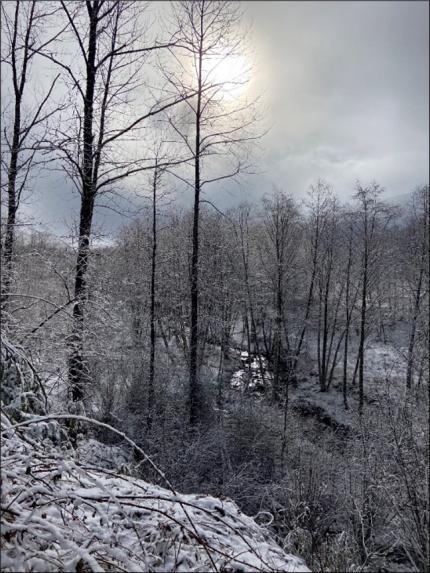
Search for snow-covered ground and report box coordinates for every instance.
[228,336,410,432]
[1,414,310,573]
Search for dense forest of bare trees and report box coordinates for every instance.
[1,2,428,572]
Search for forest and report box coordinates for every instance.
[1,1,429,572]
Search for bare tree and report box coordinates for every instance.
[315,196,344,392]
[341,214,359,409]
[147,146,172,430]
[232,203,268,390]
[32,1,195,404]
[165,0,259,424]
[354,181,395,413]
[288,180,332,382]
[403,185,429,389]
[259,190,299,401]
[147,162,159,430]
[1,0,61,312]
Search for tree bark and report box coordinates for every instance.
[290,214,320,378]
[2,100,20,310]
[273,238,284,401]
[68,5,98,402]
[342,226,353,409]
[358,205,369,414]
[147,164,159,429]
[406,250,425,389]
[189,8,204,426]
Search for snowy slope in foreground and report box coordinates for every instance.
[1,416,310,573]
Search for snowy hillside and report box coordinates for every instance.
[1,414,310,573]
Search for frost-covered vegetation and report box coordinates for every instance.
[1,184,428,571]
[1,412,310,572]
[1,339,311,572]
[1,1,429,572]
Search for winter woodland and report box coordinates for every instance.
[1,1,429,572]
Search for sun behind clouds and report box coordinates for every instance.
[204,50,250,100]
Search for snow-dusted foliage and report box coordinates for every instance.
[0,336,67,444]
[1,335,47,419]
[1,415,310,573]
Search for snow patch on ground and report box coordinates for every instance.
[230,351,272,393]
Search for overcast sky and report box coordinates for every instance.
[240,1,429,204]
[15,0,429,237]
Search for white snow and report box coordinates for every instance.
[1,414,310,572]
[231,352,273,393]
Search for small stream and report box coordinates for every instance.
[229,348,353,437]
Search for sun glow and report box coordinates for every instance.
[205,52,250,101]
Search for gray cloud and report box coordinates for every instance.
[8,1,429,235]
[231,0,429,203]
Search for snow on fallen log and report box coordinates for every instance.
[1,414,310,572]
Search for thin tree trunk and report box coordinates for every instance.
[327,328,345,389]
[273,260,283,401]
[376,287,387,344]
[342,228,353,409]
[243,310,252,383]
[293,270,316,373]
[343,326,350,409]
[358,249,368,414]
[406,263,424,389]
[147,164,158,430]
[248,292,266,387]
[217,279,228,412]
[320,271,331,391]
[317,284,322,385]
[351,350,360,387]
[2,116,20,310]
[238,217,266,388]
[280,374,290,474]
[189,12,203,426]
[157,318,173,360]
[406,199,428,389]
[324,276,346,391]
[291,217,320,377]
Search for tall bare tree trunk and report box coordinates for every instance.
[239,222,266,388]
[357,197,370,415]
[342,225,353,409]
[358,246,368,414]
[167,0,257,422]
[273,241,283,401]
[68,6,98,402]
[2,110,20,311]
[147,164,159,429]
[406,187,429,389]
[290,216,320,378]
[406,251,426,389]
[273,295,282,400]
[189,10,204,426]
[319,255,332,392]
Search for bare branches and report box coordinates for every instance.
[18,74,61,148]
[30,50,85,99]
[59,1,88,64]
[1,0,64,311]
[101,90,200,150]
